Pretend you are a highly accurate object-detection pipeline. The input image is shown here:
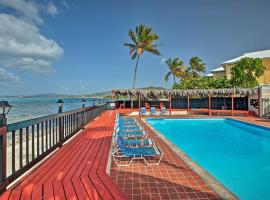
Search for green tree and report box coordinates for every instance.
[211,77,232,88]
[164,58,187,83]
[173,76,232,89]
[188,56,206,78]
[230,57,265,88]
[124,24,161,89]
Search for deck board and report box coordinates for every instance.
[0,111,127,200]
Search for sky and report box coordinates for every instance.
[0,0,270,95]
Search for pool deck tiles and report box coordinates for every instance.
[110,112,223,200]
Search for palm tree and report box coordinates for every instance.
[164,58,186,83]
[124,24,161,89]
[189,56,206,77]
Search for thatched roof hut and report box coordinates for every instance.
[112,88,258,98]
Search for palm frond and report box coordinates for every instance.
[125,24,161,61]
[131,51,138,60]
[145,47,161,56]
[164,71,172,82]
[124,43,136,48]
[128,30,138,44]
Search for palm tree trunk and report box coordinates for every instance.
[173,75,176,83]
[132,55,141,89]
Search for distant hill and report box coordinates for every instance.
[82,86,167,98]
[89,91,112,97]
[22,93,69,98]
[0,93,69,98]
[1,86,167,99]
[138,86,166,90]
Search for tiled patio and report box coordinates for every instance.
[110,116,222,200]
[110,111,270,200]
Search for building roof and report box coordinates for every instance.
[222,49,270,64]
[205,73,214,77]
[211,66,225,72]
[112,88,257,97]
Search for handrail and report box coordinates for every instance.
[7,105,100,132]
[0,103,107,194]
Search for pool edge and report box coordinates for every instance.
[142,118,239,200]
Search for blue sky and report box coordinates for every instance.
[0,0,270,95]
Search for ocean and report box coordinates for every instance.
[3,97,105,124]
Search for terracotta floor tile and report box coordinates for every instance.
[110,115,225,200]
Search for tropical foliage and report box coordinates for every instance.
[188,56,206,78]
[123,25,265,90]
[164,56,205,84]
[173,76,232,89]
[164,58,186,83]
[124,24,161,89]
[230,57,265,88]
[173,57,265,89]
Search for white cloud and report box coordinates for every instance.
[0,0,63,90]
[0,14,63,73]
[0,0,60,24]
[46,2,58,17]
[0,14,63,60]
[11,57,53,73]
[0,68,23,86]
[0,0,42,24]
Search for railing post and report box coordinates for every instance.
[82,109,85,129]
[57,102,64,147]
[258,86,261,117]
[231,94,234,116]
[0,114,7,193]
[208,94,211,116]
[58,116,64,147]
[187,95,190,113]
[169,95,172,115]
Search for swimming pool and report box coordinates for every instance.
[146,118,270,200]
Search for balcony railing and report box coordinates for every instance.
[0,104,107,193]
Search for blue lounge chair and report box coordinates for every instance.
[150,107,157,115]
[140,107,147,115]
[115,127,147,138]
[115,122,141,130]
[116,121,142,131]
[112,138,163,166]
[116,115,138,124]
[117,117,137,122]
[116,118,138,126]
[160,107,168,115]
[113,134,154,148]
[122,138,154,147]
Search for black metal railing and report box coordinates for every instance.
[0,104,107,193]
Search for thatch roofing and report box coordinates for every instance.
[112,88,258,97]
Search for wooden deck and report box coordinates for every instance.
[0,110,127,200]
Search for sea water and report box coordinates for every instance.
[4,97,105,124]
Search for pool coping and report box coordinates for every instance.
[142,118,239,200]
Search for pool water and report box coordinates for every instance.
[147,118,270,200]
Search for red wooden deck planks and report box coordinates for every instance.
[0,111,127,200]
[10,127,88,200]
